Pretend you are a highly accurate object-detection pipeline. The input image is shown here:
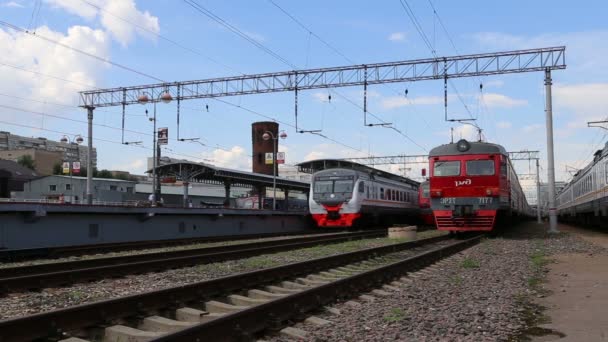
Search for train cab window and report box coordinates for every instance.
[422,183,430,198]
[434,161,460,176]
[358,181,365,193]
[334,180,354,193]
[466,160,495,176]
[314,181,333,193]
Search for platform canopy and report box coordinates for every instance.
[296,159,419,186]
[151,162,310,191]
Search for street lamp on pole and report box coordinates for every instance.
[60,134,84,203]
[262,130,287,210]
[137,90,173,203]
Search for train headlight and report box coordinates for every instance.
[486,189,492,196]
[456,139,471,152]
[430,190,442,198]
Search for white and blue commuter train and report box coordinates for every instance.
[557,142,608,227]
[297,159,420,228]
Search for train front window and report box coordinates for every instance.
[422,183,430,198]
[466,160,495,176]
[314,181,333,193]
[334,180,354,193]
[434,161,460,176]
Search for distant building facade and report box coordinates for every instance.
[0,159,39,198]
[15,175,135,203]
[278,165,311,183]
[0,131,97,170]
[0,148,63,175]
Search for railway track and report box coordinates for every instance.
[0,230,384,294]
[0,230,328,262]
[0,234,482,342]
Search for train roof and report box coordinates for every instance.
[296,159,419,186]
[429,140,508,157]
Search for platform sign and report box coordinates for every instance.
[157,127,168,145]
[72,161,81,174]
[265,152,273,165]
[62,162,70,174]
[276,152,285,164]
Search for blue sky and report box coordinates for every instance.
[1,0,607,182]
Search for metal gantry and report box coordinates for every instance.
[509,150,542,224]
[79,47,566,107]
[77,47,565,233]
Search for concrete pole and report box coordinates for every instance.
[536,159,541,224]
[183,181,189,208]
[152,102,157,203]
[272,136,277,211]
[544,69,559,233]
[86,106,94,205]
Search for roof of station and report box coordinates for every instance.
[151,162,310,191]
[296,159,419,186]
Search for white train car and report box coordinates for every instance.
[556,142,608,227]
[297,159,420,228]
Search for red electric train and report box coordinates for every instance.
[418,180,435,225]
[428,139,530,232]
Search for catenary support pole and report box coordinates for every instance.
[86,106,94,205]
[536,158,542,224]
[544,69,559,233]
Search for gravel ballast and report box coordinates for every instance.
[269,222,606,342]
[0,230,445,320]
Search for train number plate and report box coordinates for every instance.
[478,197,493,204]
[440,197,456,205]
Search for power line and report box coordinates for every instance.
[0,60,99,89]
[0,20,165,83]
[183,0,297,69]
[77,0,242,76]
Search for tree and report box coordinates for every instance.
[17,155,36,170]
[53,162,62,175]
[96,169,113,179]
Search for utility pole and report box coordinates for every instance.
[544,69,559,233]
[536,159,541,224]
[86,106,94,205]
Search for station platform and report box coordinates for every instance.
[0,203,312,250]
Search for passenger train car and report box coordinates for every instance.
[428,139,530,232]
[297,159,420,228]
[556,142,608,227]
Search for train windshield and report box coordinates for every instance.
[466,160,495,176]
[313,176,355,194]
[314,181,333,193]
[434,161,460,176]
[421,183,430,198]
[334,180,354,193]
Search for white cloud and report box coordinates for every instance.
[0,25,109,108]
[381,95,443,109]
[554,83,608,123]
[45,0,159,46]
[522,124,543,133]
[482,93,527,108]
[210,146,251,171]
[2,1,24,8]
[388,32,406,42]
[483,80,504,88]
[496,121,512,129]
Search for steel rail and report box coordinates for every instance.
[0,231,383,294]
[0,230,326,262]
[155,235,481,342]
[0,234,450,341]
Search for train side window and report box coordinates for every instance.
[358,181,365,193]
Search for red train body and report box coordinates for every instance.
[418,181,435,225]
[428,139,529,232]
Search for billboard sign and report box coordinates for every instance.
[157,127,168,145]
[265,152,273,165]
[62,162,70,174]
[276,152,285,164]
[72,161,81,174]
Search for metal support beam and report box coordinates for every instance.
[86,106,94,205]
[536,159,541,224]
[79,47,566,108]
[544,69,559,233]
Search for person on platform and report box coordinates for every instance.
[148,193,155,206]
